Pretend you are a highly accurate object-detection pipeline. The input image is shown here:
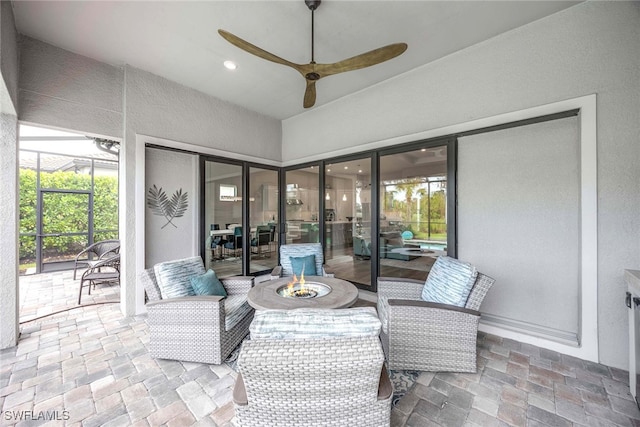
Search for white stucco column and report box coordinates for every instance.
[0,113,19,348]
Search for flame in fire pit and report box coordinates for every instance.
[284,267,317,297]
[277,266,331,298]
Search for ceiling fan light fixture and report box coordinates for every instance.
[223,60,237,70]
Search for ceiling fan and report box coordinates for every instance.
[218,0,408,109]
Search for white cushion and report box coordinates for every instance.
[421,256,478,307]
[250,307,381,339]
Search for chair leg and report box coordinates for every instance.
[78,279,85,304]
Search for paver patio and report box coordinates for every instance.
[1,272,638,426]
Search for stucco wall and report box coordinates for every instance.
[282,2,640,369]
[18,37,123,138]
[0,113,19,348]
[1,0,19,114]
[458,117,580,338]
[0,1,19,348]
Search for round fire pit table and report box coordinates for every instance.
[248,276,359,310]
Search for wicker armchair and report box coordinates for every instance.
[377,269,495,373]
[73,239,120,279]
[140,261,254,365]
[270,242,334,279]
[233,308,392,426]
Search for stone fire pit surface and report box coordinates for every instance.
[247,276,359,310]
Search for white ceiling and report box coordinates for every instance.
[11,1,580,121]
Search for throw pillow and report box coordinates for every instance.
[421,256,478,307]
[190,269,227,297]
[290,254,317,276]
[154,256,204,299]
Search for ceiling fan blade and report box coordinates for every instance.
[218,29,302,71]
[316,43,408,77]
[303,80,317,108]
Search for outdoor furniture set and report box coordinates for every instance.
[75,239,121,304]
[139,243,493,425]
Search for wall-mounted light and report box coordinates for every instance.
[325,192,330,200]
[342,194,347,202]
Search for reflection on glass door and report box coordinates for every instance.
[203,160,243,277]
[324,158,373,287]
[379,145,448,281]
[285,165,319,245]
[249,167,279,274]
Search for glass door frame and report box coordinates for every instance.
[198,135,456,288]
[310,136,456,292]
[199,154,281,277]
[377,136,457,262]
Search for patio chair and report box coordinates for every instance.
[73,239,120,279]
[377,256,495,372]
[233,307,392,426]
[140,256,254,364]
[250,225,271,257]
[223,226,243,258]
[270,242,333,279]
[78,253,120,304]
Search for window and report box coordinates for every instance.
[219,184,237,201]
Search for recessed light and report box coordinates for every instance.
[223,60,237,70]
[327,168,331,172]
[358,169,362,173]
[344,166,348,170]
[420,148,427,152]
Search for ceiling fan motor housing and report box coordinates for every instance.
[305,0,321,11]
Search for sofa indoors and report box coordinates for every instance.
[379,232,419,261]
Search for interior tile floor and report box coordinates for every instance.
[1,272,637,426]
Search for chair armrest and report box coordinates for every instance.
[98,250,119,260]
[221,276,254,295]
[146,295,226,307]
[388,298,480,317]
[233,373,248,406]
[75,247,91,261]
[270,265,282,280]
[377,277,424,300]
[85,254,120,272]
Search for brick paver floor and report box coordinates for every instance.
[1,272,638,426]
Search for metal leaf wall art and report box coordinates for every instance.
[146,185,188,229]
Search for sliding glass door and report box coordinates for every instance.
[198,138,453,290]
[378,144,448,281]
[323,157,373,287]
[284,165,320,245]
[248,166,279,274]
[203,160,243,277]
